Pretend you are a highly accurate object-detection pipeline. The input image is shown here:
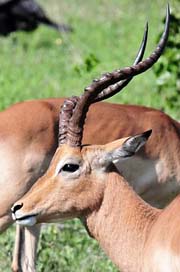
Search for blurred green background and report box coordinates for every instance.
[0,0,179,271]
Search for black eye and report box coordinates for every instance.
[61,164,79,173]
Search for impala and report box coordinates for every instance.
[2,5,177,271]
[12,5,180,272]
[12,110,180,272]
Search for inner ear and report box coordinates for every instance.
[122,129,152,156]
[102,130,152,165]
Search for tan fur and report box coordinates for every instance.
[2,98,180,225]
[13,140,180,272]
[0,98,179,270]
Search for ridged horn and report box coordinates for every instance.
[64,5,170,147]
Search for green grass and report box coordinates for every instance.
[0,0,179,271]
[0,0,178,117]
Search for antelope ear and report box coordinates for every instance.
[102,130,152,165]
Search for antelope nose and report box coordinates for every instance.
[11,203,23,214]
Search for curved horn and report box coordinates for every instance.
[86,4,170,100]
[65,5,170,147]
[61,22,148,146]
[95,22,148,102]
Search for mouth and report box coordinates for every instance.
[14,214,38,226]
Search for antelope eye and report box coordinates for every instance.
[61,163,79,173]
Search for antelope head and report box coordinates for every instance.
[11,5,170,226]
[12,98,152,225]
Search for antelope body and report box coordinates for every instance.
[1,96,179,271]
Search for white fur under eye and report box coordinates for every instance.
[55,161,64,176]
[54,158,81,177]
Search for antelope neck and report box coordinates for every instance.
[84,172,160,271]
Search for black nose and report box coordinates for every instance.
[11,203,23,213]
